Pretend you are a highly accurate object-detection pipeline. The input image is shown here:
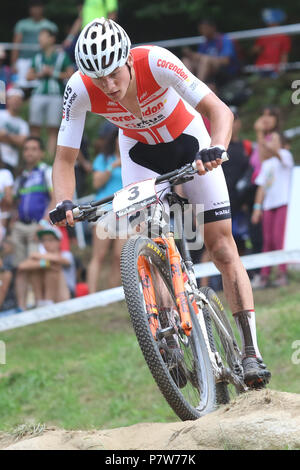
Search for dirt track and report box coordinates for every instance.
[1,389,299,450]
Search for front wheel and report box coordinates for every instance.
[120,236,216,421]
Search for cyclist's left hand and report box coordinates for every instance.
[195,145,226,175]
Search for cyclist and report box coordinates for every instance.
[50,17,271,388]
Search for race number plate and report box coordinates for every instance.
[113,178,158,217]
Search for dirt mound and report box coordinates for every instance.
[1,389,300,450]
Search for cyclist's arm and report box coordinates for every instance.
[53,72,91,224]
[52,145,79,225]
[195,92,233,149]
[149,46,233,149]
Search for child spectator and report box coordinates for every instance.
[251,136,294,288]
[0,88,29,173]
[18,225,72,306]
[27,28,74,157]
[87,130,124,292]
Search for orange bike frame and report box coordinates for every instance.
[137,235,198,339]
[154,236,197,337]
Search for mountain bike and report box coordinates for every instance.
[68,161,248,421]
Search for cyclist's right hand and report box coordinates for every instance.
[49,200,76,227]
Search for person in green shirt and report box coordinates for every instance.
[82,0,118,28]
[27,28,74,157]
[11,0,58,88]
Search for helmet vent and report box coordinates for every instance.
[91,31,97,40]
[101,39,107,51]
[91,43,97,55]
[102,52,114,70]
[83,44,87,55]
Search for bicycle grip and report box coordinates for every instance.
[192,151,229,171]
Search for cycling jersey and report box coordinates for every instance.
[58,45,211,148]
[58,45,231,224]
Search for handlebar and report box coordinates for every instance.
[71,152,229,222]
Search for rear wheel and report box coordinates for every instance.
[121,237,216,420]
[199,287,245,404]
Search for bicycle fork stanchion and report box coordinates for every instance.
[137,256,159,338]
[163,234,193,336]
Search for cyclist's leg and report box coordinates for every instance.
[181,135,270,385]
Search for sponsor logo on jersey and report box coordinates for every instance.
[108,101,165,123]
[157,59,189,81]
[62,85,77,121]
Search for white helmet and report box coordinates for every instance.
[75,17,131,78]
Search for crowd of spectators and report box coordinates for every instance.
[0,1,297,314]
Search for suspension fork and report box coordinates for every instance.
[137,256,159,338]
[155,234,193,336]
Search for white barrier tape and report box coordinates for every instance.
[0,287,124,332]
[194,249,300,278]
[1,249,300,333]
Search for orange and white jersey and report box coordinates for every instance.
[57,45,212,148]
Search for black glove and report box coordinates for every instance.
[49,200,76,224]
[196,145,227,164]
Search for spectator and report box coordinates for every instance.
[11,136,55,311]
[18,224,72,306]
[63,2,84,65]
[87,130,124,292]
[251,106,281,181]
[251,136,294,288]
[0,88,29,173]
[0,237,17,311]
[0,45,12,110]
[82,0,118,28]
[94,120,117,155]
[63,1,118,64]
[222,110,253,253]
[0,163,14,243]
[75,135,92,198]
[11,0,58,89]
[181,19,239,85]
[252,9,291,77]
[27,28,74,157]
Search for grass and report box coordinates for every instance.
[0,277,299,433]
